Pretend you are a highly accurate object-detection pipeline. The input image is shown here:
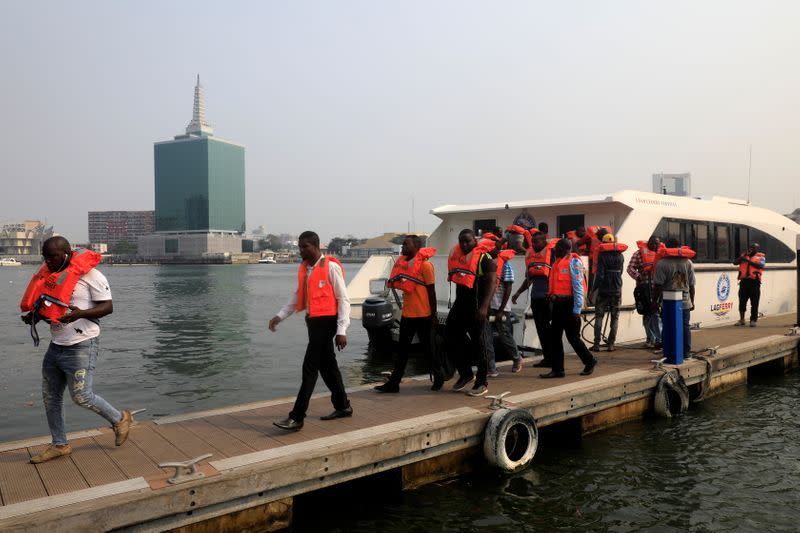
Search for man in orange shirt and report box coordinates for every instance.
[375,235,441,393]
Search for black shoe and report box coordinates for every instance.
[580,357,598,376]
[320,406,353,420]
[540,370,565,379]
[451,375,475,392]
[590,344,600,352]
[532,360,552,368]
[273,417,303,431]
[374,383,399,393]
[431,378,445,391]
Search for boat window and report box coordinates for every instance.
[473,219,497,236]
[689,223,709,261]
[714,225,730,262]
[650,217,796,263]
[556,215,584,238]
[750,228,797,263]
[735,226,749,257]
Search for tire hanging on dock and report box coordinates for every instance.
[653,369,690,418]
[483,408,538,472]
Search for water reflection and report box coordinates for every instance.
[142,265,252,380]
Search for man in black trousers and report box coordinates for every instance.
[269,231,352,431]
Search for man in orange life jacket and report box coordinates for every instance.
[269,231,352,431]
[20,237,132,463]
[375,235,442,393]
[653,238,696,356]
[627,236,662,348]
[733,242,766,327]
[483,234,523,376]
[512,232,554,368]
[446,229,496,396]
[591,233,626,352]
[540,239,597,378]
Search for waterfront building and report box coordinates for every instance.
[88,210,154,250]
[139,76,246,259]
[0,220,54,255]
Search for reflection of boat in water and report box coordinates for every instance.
[0,258,22,266]
[348,189,800,353]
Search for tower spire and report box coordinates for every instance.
[186,74,213,136]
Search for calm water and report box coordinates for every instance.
[2,265,799,530]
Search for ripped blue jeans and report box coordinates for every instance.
[42,338,121,445]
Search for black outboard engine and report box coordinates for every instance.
[362,296,395,353]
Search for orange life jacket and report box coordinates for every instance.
[506,224,532,250]
[549,253,587,297]
[447,241,494,289]
[653,245,696,271]
[295,256,344,318]
[525,245,552,278]
[495,249,516,281]
[586,226,613,272]
[596,242,628,254]
[20,249,102,323]
[636,240,657,277]
[388,248,436,293]
[738,252,765,282]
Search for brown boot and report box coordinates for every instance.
[30,444,72,464]
[113,410,133,446]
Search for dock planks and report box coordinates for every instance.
[0,314,796,531]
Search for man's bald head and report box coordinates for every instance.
[42,236,71,273]
[42,236,70,254]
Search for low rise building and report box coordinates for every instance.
[88,211,155,250]
[0,220,54,255]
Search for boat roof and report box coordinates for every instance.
[430,189,800,233]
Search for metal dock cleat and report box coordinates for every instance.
[786,327,800,337]
[159,453,213,485]
[650,357,667,370]
[487,391,511,410]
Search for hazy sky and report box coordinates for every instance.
[1,1,798,242]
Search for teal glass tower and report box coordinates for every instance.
[154,76,245,234]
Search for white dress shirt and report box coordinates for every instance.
[276,254,351,336]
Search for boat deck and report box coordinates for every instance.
[0,314,797,531]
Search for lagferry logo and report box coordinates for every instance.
[710,273,733,318]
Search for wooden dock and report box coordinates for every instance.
[1,314,798,532]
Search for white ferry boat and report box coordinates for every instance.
[348,190,799,351]
[0,258,22,267]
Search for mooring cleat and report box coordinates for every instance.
[786,327,800,337]
[487,391,511,410]
[159,453,213,485]
[650,357,667,371]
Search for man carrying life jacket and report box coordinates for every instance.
[540,239,597,378]
[483,234,523,376]
[19,236,133,464]
[627,236,662,348]
[375,235,441,393]
[653,238,696,356]
[568,226,587,253]
[733,242,766,327]
[591,234,627,352]
[269,231,352,431]
[512,232,554,368]
[446,229,496,396]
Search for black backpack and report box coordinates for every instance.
[633,283,652,315]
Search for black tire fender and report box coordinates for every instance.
[483,408,538,472]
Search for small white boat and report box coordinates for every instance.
[0,258,22,266]
[258,257,277,264]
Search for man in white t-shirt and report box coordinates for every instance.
[21,237,132,463]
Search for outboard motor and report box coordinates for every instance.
[362,296,396,355]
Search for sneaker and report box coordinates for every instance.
[735,320,746,326]
[607,345,616,352]
[590,344,601,352]
[374,383,399,393]
[451,375,475,392]
[487,370,500,378]
[431,378,445,391]
[467,384,488,397]
[749,321,757,327]
[30,444,72,464]
[511,359,523,373]
[113,409,133,447]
